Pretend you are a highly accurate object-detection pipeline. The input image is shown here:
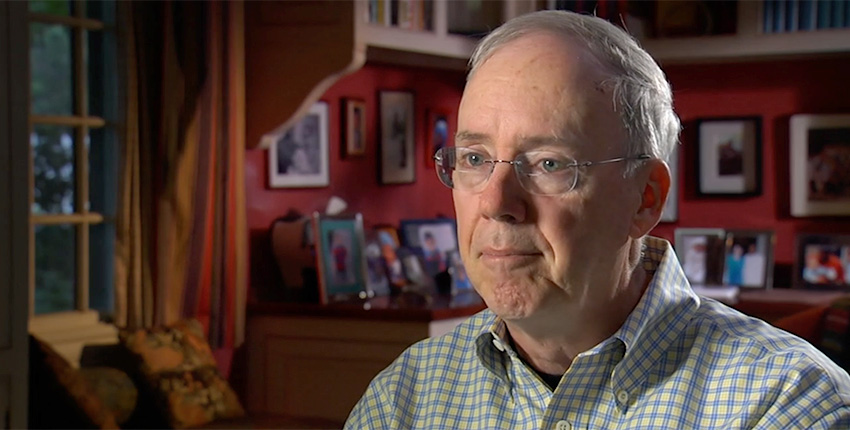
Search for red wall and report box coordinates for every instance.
[246,56,850,294]
[653,56,850,272]
[245,64,466,293]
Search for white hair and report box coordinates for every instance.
[468,10,681,173]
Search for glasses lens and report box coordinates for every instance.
[434,147,455,188]
[434,147,493,192]
[515,151,578,195]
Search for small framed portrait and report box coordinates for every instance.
[794,234,850,290]
[312,212,367,304]
[399,218,458,279]
[696,117,762,196]
[674,228,727,286]
[425,109,450,168]
[374,225,406,288]
[379,90,415,184]
[447,250,473,296]
[342,98,366,158]
[722,230,775,289]
[660,146,679,222]
[266,101,329,188]
[790,113,850,216]
[362,239,391,297]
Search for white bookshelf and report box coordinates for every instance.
[357,0,850,66]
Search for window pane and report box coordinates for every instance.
[30,23,74,116]
[88,27,116,118]
[29,0,71,15]
[86,0,115,25]
[35,224,77,314]
[32,124,77,214]
[90,222,115,314]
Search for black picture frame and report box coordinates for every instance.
[379,90,415,184]
[695,116,762,197]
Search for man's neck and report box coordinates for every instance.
[505,265,649,376]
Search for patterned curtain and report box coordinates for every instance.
[115,0,247,348]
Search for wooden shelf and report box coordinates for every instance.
[643,28,850,65]
[360,24,476,60]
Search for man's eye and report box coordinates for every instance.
[540,158,566,173]
[459,152,486,168]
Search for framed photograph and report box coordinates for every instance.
[447,250,473,296]
[660,146,679,222]
[379,90,415,184]
[312,212,368,304]
[674,228,727,286]
[696,117,761,196]
[374,225,406,288]
[794,234,850,290]
[425,109,450,168]
[342,98,366,158]
[267,102,329,188]
[363,239,391,297]
[399,218,458,278]
[722,230,775,289]
[790,113,850,216]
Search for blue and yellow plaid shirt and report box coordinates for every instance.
[345,237,850,429]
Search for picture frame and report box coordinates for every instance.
[674,228,727,286]
[312,212,368,304]
[696,117,762,196]
[790,113,850,217]
[793,234,850,290]
[267,102,329,188]
[447,250,473,296]
[342,98,366,158]
[425,109,450,168]
[660,146,679,222]
[722,229,775,289]
[399,218,458,279]
[379,90,415,184]
[363,238,391,297]
[374,225,406,288]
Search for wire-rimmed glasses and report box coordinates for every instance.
[433,146,650,195]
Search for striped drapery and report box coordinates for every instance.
[115,0,247,348]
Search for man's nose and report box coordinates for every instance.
[478,162,527,223]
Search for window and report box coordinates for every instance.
[28,0,119,317]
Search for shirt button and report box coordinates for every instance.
[617,390,629,403]
[492,338,505,352]
[554,420,571,430]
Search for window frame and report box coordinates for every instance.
[28,0,117,319]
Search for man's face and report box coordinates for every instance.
[454,33,643,322]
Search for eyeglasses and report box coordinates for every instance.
[433,146,650,195]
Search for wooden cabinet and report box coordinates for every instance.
[244,298,484,425]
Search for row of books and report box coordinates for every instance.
[764,0,850,33]
[367,0,434,31]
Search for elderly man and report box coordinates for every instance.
[345,10,850,429]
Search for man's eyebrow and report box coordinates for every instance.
[454,131,490,144]
[454,132,571,146]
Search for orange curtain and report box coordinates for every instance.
[115,0,247,348]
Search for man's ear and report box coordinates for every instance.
[630,159,671,238]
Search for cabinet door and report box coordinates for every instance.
[0,1,30,428]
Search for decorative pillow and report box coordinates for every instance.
[119,319,245,428]
[78,367,139,425]
[28,335,120,429]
